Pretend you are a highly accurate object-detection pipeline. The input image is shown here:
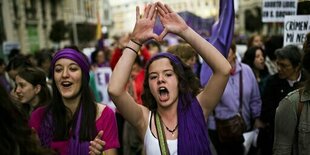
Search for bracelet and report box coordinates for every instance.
[130,39,142,46]
[124,46,138,55]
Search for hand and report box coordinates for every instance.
[89,131,106,155]
[254,118,266,129]
[156,2,188,41]
[131,3,159,44]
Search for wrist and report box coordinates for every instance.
[179,26,191,38]
[130,38,142,46]
[127,40,141,50]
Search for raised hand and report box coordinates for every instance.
[131,3,159,44]
[156,2,188,41]
[89,130,106,155]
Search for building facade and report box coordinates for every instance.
[108,0,219,36]
[0,0,102,56]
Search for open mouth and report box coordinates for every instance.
[17,94,23,100]
[158,87,169,102]
[61,81,73,87]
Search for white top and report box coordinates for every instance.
[144,112,178,155]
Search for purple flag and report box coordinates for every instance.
[200,0,234,86]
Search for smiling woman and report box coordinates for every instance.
[29,47,119,155]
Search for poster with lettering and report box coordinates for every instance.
[284,15,310,46]
[262,0,297,23]
[94,67,116,111]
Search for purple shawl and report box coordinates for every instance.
[68,106,90,155]
[39,106,90,155]
[178,93,211,155]
[148,53,211,154]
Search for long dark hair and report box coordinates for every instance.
[242,46,269,78]
[17,67,51,107]
[141,53,201,111]
[44,47,97,142]
[0,84,54,155]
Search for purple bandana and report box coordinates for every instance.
[51,48,90,81]
[147,52,184,75]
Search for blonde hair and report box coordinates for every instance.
[167,43,197,63]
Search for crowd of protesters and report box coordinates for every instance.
[0,1,309,155]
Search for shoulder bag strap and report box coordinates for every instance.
[155,111,170,155]
[239,66,243,114]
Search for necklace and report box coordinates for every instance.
[163,122,178,136]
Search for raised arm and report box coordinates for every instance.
[156,2,231,116]
[108,3,158,134]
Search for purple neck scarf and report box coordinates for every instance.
[148,53,211,154]
[39,106,90,155]
[68,106,90,155]
[178,93,211,155]
[50,48,90,81]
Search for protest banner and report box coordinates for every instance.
[284,15,310,46]
[94,67,116,110]
[262,0,297,23]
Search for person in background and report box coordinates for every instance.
[6,55,33,83]
[8,48,21,60]
[258,45,305,155]
[35,50,53,82]
[247,34,264,49]
[167,43,198,71]
[242,46,270,94]
[264,35,283,75]
[145,40,162,56]
[108,2,231,154]
[6,55,34,102]
[0,58,12,92]
[91,48,110,68]
[29,48,119,155]
[122,56,145,155]
[208,42,263,155]
[273,33,310,155]
[14,67,52,117]
[110,33,131,70]
[90,48,111,103]
[0,83,55,155]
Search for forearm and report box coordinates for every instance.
[179,27,231,75]
[108,41,140,96]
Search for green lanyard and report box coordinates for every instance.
[155,111,171,155]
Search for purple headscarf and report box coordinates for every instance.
[50,48,90,81]
[148,52,212,154]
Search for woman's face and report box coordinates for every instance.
[96,51,105,64]
[53,58,82,99]
[227,48,236,66]
[15,75,40,104]
[252,36,263,47]
[148,58,179,108]
[149,45,160,56]
[254,49,265,70]
[185,56,196,70]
